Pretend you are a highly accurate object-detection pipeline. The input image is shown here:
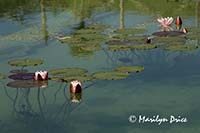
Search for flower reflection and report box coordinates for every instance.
[157,17,173,31]
[70,80,82,103]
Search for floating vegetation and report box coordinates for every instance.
[0,74,7,79]
[49,68,88,77]
[106,36,146,45]
[8,73,34,80]
[108,45,130,51]
[152,31,186,37]
[154,36,186,44]
[108,44,157,51]
[63,75,92,82]
[8,58,44,67]
[116,66,144,73]
[10,69,28,74]
[113,28,147,35]
[129,44,157,50]
[92,71,130,80]
[7,80,48,88]
[164,45,198,51]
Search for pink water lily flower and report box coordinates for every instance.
[157,17,173,31]
[70,80,82,94]
[34,71,48,81]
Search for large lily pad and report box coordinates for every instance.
[49,68,88,77]
[8,58,43,67]
[164,45,198,51]
[7,80,48,88]
[152,31,186,37]
[92,71,129,80]
[116,66,144,73]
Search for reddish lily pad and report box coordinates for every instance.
[8,73,34,80]
[152,31,186,37]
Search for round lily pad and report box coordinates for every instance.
[114,28,147,35]
[92,71,129,80]
[49,68,88,77]
[152,31,186,37]
[8,58,43,67]
[7,80,48,88]
[63,75,93,82]
[129,44,157,50]
[116,66,144,73]
[10,69,28,74]
[164,45,198,51]
[8,73,34,80]
[0,74,7,79]
[108,45,130,51]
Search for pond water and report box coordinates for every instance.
[0,0,200,133]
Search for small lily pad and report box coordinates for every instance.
[92,71,129,80]
[129,44,157,50]
[8,58,43,67]
[49,68,88,77]
[164,45,198,51]
[116,66,144,73]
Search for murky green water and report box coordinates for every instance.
[0,0,200,133]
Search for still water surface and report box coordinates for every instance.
[0,0,200,133]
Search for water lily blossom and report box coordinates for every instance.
[175,16,182,26]
[182,27,188,34]
[34,71,48,81]
[70,80,82,94]
[157,17,173,31]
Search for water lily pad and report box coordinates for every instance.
[108,45,130,51]
[10,69,28,73]
[116,66,144,73]
[129,44,157,50]
[7,80,47,88]
[152,31,186,37]
[49,68,88,77]
[63,75,93,82]
[8,58,43,67]
[8,73,34,80]
[114,28,147,35]
[164,45,198,51]
[92,71,129,80]
[0,74,7,79]
[154,36,186,44]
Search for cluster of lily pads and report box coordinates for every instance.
[57,17,198,53]
[0,58,144,91]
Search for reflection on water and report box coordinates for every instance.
[0,0,200,133]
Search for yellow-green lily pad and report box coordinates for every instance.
[129,44,157,50]
[108,45,130,51]
[8,58,43,67]
[164,45,198,51]
[116,66,144,73]
[92,71,129,80]
[63,75,93,82]
[49,68,88,77]
[114,28,147,35]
